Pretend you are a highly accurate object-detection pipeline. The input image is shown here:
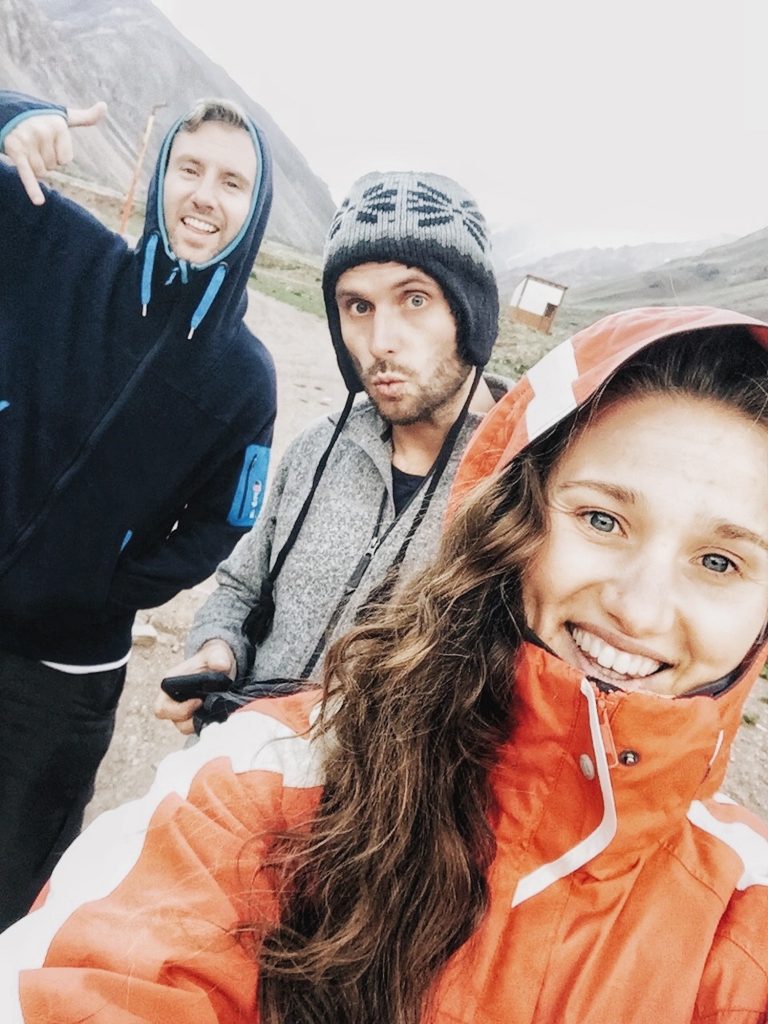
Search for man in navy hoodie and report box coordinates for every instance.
[0,91,276,929]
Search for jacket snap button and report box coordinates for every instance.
[619,750,640,766]
[579,754,596,780]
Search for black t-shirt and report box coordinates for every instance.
[391,465,426,515]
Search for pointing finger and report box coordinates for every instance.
[14,155,45,206]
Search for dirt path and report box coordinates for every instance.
[88,288,768,822]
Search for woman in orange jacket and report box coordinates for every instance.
[1,305,767,1024]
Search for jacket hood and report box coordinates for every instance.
[135,109,273,340]
[451,305,768,764]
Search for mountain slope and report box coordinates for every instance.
[496,236,734,299]
[1,0,335,252]
[564,226,768,321]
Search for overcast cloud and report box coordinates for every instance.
[153,0,768,253]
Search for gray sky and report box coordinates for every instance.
[153,0,768,255]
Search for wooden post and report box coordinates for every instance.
[118,102,166,238]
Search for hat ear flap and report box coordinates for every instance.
[323,283,365,393]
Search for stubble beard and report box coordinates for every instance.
[363,353,473,426]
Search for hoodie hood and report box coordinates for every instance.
[135,109,273,340]
[451,305,768,774]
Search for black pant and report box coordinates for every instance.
[0,652,125,931]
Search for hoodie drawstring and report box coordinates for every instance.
[140,233,159,316]
[188,264,227,339]
[141,238,226,339]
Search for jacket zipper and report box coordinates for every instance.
[596,692,619,769]
[343,530,381,594]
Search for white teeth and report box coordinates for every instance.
[612,652,632,675]
[183,216,217,233]
[571,627,662,678]
[586,633,601,658]
[596,646,614,669]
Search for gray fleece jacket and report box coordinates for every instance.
[187,374,509,682]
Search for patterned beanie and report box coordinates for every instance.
[322,171,499,392]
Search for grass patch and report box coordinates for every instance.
[487,311,570,380]
[249,242,324,317]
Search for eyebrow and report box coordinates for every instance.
[335,275,435,300]
[557,479,639,505]
[712,520,768,554]
[221,168,252,185]
[559,480,768,553]
[172,153,202,167]
[391,274,436,293]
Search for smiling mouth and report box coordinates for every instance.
[181,215,218,235]
[568,625,669,681]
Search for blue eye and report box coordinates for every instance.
[702,553,733,574]
[587,511,616,533]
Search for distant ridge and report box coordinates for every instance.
[0,0,336,252]
[563,226,768,323]
[495,235,734,299]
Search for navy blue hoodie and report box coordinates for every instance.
[0,92,277,663]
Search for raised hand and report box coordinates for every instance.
[2,101,107,206]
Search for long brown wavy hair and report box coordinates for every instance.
[252,328,768,1024]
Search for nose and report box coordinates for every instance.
[191,172,216,209]
[601,546,678,640]
[368,306,401,361]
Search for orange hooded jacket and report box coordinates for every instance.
[0,306,766,1023]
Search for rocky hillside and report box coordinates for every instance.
[0,0,335,252]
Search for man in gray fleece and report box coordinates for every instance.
[155,170,509,733]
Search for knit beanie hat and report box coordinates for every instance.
[322,171,500,392]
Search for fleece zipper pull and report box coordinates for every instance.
[344,531,382,595]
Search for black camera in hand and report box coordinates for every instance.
[160,671,233,703]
